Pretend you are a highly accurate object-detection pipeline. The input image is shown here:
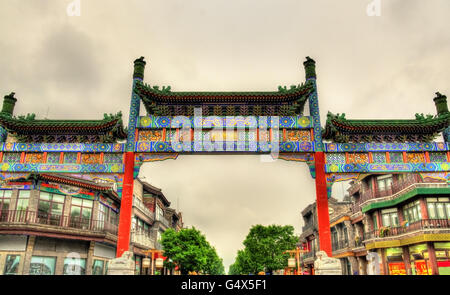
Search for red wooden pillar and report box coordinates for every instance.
[402,247,412,275]
[314,151,332,257]
[419,197,429,219]
[427,242,439,275]
[116,151,135,258]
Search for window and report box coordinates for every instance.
[381,208,399,227]
[29,256,56,275]
[343,227,349,244]
[0,190,12,221]
[331,228,338,242]
[157,230,162,242]
[98,203,106,229]
[14,190,30,222]
[427,198,450,219]
[372,213,378,230]
[403,200,422,223]
[0,190,12,211]
[156,204,164,221]
[70,198,93,229]
[38,192,65,225]
[133,217,150,235]
[92,259,105,275]
[16,190,30,211]
[98,202,119,228]
[4,254,20,275]
[132,216,137,230]
[377,175,393,191]
[63,257,86,275]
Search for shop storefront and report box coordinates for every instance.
[409,244,432,275]
[134,255,142,275]
[435,242,450,275]
[385,247,406,275]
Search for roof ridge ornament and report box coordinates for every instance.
[434,91,448,116]
[133,56,147,80]
[303,56,316,80]
[1,92,18,117]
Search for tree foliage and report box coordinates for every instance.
[229,224,298,274]
[161,227,224,275]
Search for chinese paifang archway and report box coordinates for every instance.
[0,57,449,258]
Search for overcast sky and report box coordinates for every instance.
[1,0,449,272]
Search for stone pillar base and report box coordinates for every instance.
[107,251,134,275]
[314,251,342,275]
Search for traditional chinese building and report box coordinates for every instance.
[299,196,356,275]
[349,172,450,275]
[0,173,120,275]
[0,92,183,275]
[131,178,183,275]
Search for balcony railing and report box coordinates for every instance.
[302,223,315,233]
[156,216,170,228]
[332,240,350,252]
[360,174,425,203]
[131,230,155,249]
[133,197,154,220]
[348,182,361,197]
[354,233,365,247]
[0,210,118,235]
[364,219,450,240]
[353,174,447,212]
[301,250,316,260]
[351,203,362,215]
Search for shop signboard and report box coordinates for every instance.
[414,261,432,275]
[388,262,406,275]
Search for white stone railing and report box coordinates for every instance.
[133,197,154,220]
[131,231,155,249]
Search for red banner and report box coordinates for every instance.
[414,261,432,275]
[388,262,406,275]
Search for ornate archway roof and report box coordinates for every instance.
[134,81,314,116]
[0,112,127,143]
[322,111,450,143]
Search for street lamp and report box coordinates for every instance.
[155,257,164,269]
[288,257,296,268]
[284,247,308,275]
[143,249,164,275]
[142,257,151,268]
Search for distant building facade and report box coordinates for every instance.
[0,174,120,275]
[299,172,450,275]
[349,173,450,275]
[0,174,183,275]
[299,196,355,275]
[131,178,183,275]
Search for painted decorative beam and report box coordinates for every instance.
[134,141,315,153]
[0,163,124,173]
[136,153,179,162]
[138,115,313,129]
[325,162,450,173]
[0,142,125,153]
[325,142,449,152]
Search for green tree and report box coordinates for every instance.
[228,262,240,275]
[161,227,224,275]
[242,224,298,274]
[235,248,261,274]
[205,247,225,275]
